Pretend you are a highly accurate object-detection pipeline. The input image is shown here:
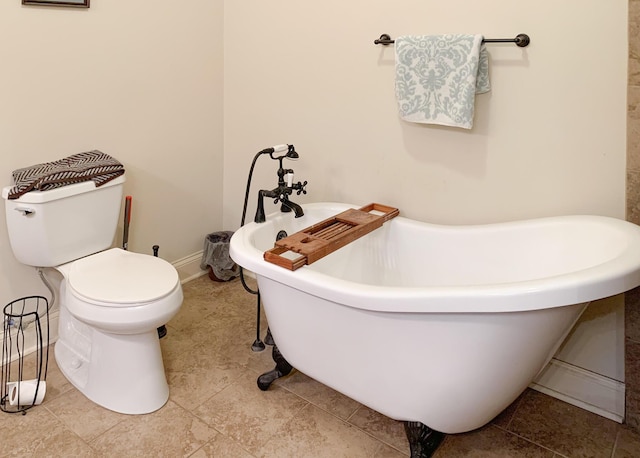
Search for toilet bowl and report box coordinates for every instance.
[54,248,182,414]
[2,174,184,414]
[58,248,182,334]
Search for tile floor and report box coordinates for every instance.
[2,274,640,457]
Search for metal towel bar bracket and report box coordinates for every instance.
[374,33,530,47]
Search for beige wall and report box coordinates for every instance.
[223,0,627,230]
[0,1,224,302]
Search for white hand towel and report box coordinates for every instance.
[395,34,490,129]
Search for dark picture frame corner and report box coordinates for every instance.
[22,0,90,8]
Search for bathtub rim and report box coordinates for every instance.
[230,202,640,313]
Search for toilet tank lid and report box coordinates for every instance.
[1,175,125,203]
[67,248,179,305]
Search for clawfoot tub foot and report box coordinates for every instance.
[257,344,294,391]
[404,421,445,458]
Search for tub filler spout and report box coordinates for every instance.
[279,198,304,218]
[254,181,307,223]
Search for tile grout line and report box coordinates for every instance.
[491,424,568,457]
[255,401,313,454]
[41,403,102,454]
[268,383,410,456]
[610,429,620,458]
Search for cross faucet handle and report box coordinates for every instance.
[295,180,308,195]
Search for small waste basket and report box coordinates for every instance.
[200,231,240,282]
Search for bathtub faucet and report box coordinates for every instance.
[254,160,307,223]
[254,166,307,223]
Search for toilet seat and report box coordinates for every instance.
[67,248,179,306]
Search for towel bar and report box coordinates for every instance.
[374,33,530,47]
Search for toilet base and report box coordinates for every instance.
[55,307,170,414]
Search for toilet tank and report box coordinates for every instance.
[2,176,125,267]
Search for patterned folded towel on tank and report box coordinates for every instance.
[395,34,490,129]
[7,150,125,199]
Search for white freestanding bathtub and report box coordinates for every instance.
[230,202,640,449]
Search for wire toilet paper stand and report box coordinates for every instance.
[1,296,49,414]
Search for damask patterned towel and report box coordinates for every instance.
[7,150,125,199]
[395,34,490,129]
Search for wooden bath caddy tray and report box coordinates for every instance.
[264,203,399,271]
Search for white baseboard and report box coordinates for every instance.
[530,358,625,423]
[173,250,208,284]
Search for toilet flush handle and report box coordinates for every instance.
[14,206,35,216]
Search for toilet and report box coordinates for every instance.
[2,175,183,414]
